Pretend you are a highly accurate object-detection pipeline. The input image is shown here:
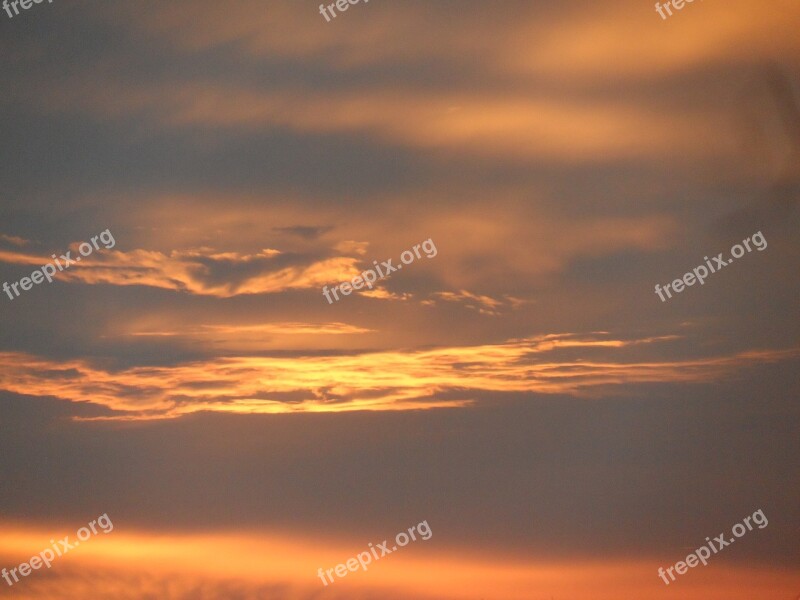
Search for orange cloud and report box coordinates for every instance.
[107,0,800,80]
[120,194,680,293]
[516,0,800,80]
[0,335,795,420]
[1,205,676,296]
[15,77,727,162]
[0,245,360,297]
[12,0,795,167]
[118,321,374,352]
[0,522,796,600]
[127,322,373,337]
[429,290,529,315]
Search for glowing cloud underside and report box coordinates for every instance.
[0,523,795,600]
[0,335,794,420]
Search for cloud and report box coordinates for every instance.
[0,335,794,420]
[333,240,370,255]
[106,0,800,79]
[0,205,676,297]
[9,76,729,163]
[0,521,795,600]
[119,322,374,351]
[0,244,361,297]
[127,322,372,337]
[7,0,797,168]
[0,234,30,247]
[272,225,334,240]
[427,290,526,315]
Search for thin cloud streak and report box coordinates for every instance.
[126,322,373,337]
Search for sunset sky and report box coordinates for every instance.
[0,1,799,598]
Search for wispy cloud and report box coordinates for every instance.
[0,234,30,247]
[0,245,361,297]
[0,335,794,420]
[120,321,374,351]
[425,290,528,315]
[127,322,373,337]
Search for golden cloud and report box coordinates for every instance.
[0,335,794,420]
[0,521,796,600]
[0,245,361,297]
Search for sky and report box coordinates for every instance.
[0,0,799,598]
